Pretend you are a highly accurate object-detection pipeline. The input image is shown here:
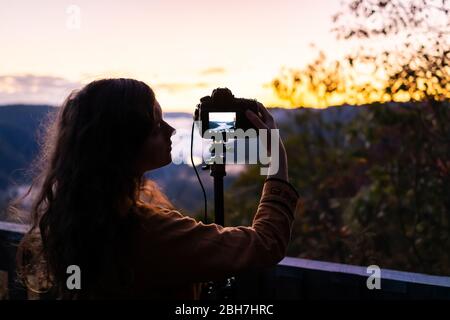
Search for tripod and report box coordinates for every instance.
[200,134,237,299]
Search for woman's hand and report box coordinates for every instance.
[245,102,289,182]
[245,102,278,155]
[245,102,277,131]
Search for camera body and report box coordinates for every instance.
[194,88,262,137]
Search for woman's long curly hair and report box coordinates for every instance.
[14,78,173,299]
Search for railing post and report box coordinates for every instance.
[0,222,28,299]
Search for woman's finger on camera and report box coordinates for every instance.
[245,110,268,130]
[256,102,274,122]
[255,102,277,130]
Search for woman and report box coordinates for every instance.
[16,78,299,299]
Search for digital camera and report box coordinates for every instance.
[194,88,263,137]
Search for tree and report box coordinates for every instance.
[272,0,450,107]
[226,0,450,275]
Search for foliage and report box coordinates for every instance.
[248,0,450,275]
[272,0,450,107]
[225,101,450,275]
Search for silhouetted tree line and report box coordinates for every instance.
[225,0,450,275]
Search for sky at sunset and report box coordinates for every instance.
[0,0,345,111]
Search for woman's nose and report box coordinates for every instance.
[169,125,176,136]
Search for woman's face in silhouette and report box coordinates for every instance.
[136,100,176,173]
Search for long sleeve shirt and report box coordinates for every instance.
[104,178,300,299]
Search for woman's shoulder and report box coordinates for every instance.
[132,203,187,228]
[129,204,193,247]
[139,179,174,208]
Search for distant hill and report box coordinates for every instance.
[0,105,57,188]
[164,112,192,118]
[0,105,237,217]
[269,105,360,128]
[0,103,366,219]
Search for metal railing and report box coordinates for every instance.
[1,221,450,300]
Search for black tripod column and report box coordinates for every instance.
[210,163,226,226]
[209,133,227,226]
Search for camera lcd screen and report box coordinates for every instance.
[208,112,236,132]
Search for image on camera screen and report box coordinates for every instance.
[208,112,236,132]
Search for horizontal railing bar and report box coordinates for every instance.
[279,257,450,288]
[1,221,449,289]
[0,221,29,234]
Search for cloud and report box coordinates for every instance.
[153,82,210,93]
[0,74,82,106]
[199,67,226,76]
